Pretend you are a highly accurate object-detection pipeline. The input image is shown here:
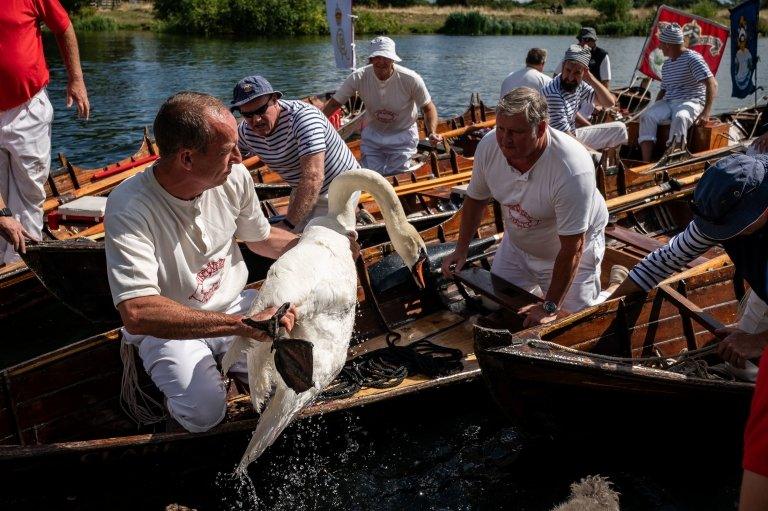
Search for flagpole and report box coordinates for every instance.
[629,5,662,88]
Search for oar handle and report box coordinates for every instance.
[438,119,496,140]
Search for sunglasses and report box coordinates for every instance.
[238,98,273,119]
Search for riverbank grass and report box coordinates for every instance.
[71,2,766,36]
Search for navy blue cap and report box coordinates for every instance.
[230,75,283,111]
[692,154,768,240]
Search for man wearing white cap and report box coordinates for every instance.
[323,36,443,175]
[541,44,628,152]
[638,23,718,162]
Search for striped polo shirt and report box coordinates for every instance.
[628,221,716,291]
[660,50,713,104]
[541,76,595,133]
[238,99,359,194]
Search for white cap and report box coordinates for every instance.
[369,36,402,62]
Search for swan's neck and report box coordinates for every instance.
[327,169,410,233]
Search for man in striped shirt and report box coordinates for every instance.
[541,45,628,152]
[638,23,718,161]
[232,75,359,231]
[611,154,768,373]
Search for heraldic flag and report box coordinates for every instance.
[730,0,759,99]
[326,0,355,70]
[638,5,729,82]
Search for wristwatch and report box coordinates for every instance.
[0,208,12,217]
[542,300,559,314]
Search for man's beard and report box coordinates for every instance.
[560,78,578,93]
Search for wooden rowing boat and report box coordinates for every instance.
[473,261,752,437]
[0,162,729,479]
[0,207,664,477]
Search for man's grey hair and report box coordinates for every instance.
[525,48,547,66]
[497,88,549,126]
[153,91,228,156]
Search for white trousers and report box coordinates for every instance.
[638,99,704,146]
[738,290,768,335]
[726,290,768,382]
[490,229,606,313]
[574,121,628,151]
[0,88,52,264]
[361,124,419,176]
[122,289,257,433]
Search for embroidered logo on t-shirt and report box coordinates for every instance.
[190,258,226,303]
[505,203,540,229]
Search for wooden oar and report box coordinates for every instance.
[437,120,496,140]
[659,254,732,286]
[658,283,726,338]
[604,172,702,212]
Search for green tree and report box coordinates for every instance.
[593,0,632,21]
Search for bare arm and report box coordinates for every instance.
[117,295,295,341]
[575,112,591,128]
[696,77,718,126]
[285,151,325,228]
[583,70,616,109]
[609,276,644,299]
[545,233,585,307]
[245,226,299,260]
[321,98,343,118]
[0,195,34,254]
[519,233,585,327]
[601,80,610,88]
[440,196,488,276]
[422,101,443,144]
[54,24,89,119]
[740,470,768,511]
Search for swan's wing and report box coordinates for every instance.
[253,241,357,316]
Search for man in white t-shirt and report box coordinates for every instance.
[105,92,299,433]
[322,36,443,175]
[638,23,718,161]
[441,88,625,326]
[500,48,552,99]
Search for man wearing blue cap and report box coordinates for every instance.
[612,153,768,371]
[232,75,358,231]
[612,153,768,511]
[638,23,718,162]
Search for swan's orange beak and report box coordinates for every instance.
[411,248,428,289]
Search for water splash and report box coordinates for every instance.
[215,469,263,510]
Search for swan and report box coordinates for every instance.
[222,168,427,472]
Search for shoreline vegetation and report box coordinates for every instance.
[71,1,767,37]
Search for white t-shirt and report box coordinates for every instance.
[500,67,552,98]
[105,163,271,311]
[466,127,608,261]
[332,64,432,133]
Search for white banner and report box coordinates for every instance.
[326,0,355,70]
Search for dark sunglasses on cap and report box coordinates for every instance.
[238,97,274,118]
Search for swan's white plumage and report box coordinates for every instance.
[222,169,426,472]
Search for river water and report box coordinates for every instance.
[16,33,762,510]
[45,33,768,166]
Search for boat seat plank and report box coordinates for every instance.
[454,267,541,312]
[605,225,709,268]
